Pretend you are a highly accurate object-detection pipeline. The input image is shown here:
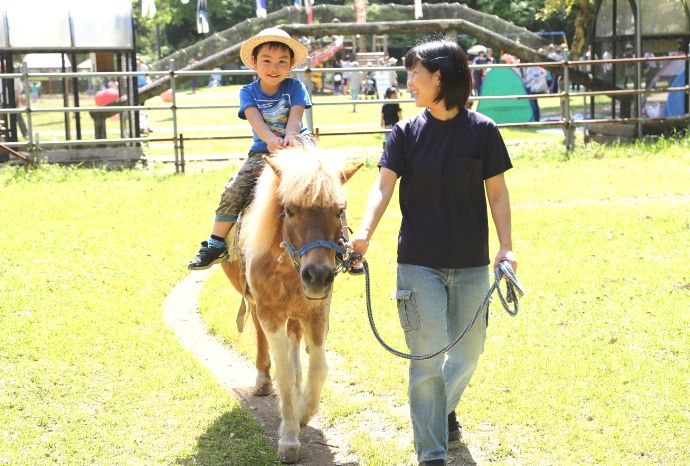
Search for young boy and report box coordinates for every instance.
[381,86,402,148]
[188,28,312,269]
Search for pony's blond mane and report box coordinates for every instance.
[241,147,347,262]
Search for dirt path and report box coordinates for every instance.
[163,268,359,466]
[164,267,486,465]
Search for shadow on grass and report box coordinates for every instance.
[447,440,478,465]
[176,406,280,466]
[177,391,349,466]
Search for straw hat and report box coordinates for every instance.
[240,28,308,70]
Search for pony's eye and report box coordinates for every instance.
[285,208,295,218]
[337,209,344,218]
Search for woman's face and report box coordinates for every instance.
[407,62,440,108]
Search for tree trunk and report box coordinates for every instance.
[571,0,595,58]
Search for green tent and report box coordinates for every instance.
[476,68,536,124]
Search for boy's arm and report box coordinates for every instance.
[244,106,283,153]
[283,105,305,147]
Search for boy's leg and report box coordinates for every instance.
[188,152,267,270]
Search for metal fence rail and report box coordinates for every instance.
[1,53,688,171]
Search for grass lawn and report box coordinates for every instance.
[1,133,688,465]
[200,137,690,465]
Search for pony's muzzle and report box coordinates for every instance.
[300,262,334,299]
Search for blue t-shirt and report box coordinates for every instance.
[238,77,312,152]
[379,108,512,269]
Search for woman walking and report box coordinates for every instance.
[348,36,517,466]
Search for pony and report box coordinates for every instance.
[222,147,362,463]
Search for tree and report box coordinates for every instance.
[541,0,595,57]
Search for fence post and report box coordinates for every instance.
[22,62,34,152]
[179,133,185,174]
[562,51,574,151]
[169,59,180,174]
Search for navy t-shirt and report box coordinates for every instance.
[379,108,512,268]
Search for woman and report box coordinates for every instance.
[348,37,517,466]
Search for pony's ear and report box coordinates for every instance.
[262,155,282,177]
[341,162,364,184]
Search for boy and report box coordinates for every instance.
[188,28,312,269]
[381,86,402,148]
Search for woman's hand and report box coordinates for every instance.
[494,248,517,273]
[345,236,370,268]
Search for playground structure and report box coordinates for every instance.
[0,0,143,165]
[586,0,690,140]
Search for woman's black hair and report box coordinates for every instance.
[404,36,471,110]
[252,41,295,61]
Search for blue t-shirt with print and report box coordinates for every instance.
[238,77,312,153]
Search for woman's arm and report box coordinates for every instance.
[244,106,283,152]
[348,167,398,260]
[486,173,517,271]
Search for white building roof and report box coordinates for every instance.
[0,0,134,51]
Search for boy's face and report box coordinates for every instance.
[250,44,295,87]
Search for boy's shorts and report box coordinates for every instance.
[215,133,316,223]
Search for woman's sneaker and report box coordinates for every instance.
[188,241,228,270]
[448,411,462,442]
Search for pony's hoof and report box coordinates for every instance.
[253,381,274,396]
[278,442,300,464]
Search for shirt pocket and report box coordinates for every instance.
[392,289,420,331]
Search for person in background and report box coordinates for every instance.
[349,61,363,112]
[342,54,352,94]
[471,50,489,96]
[380,86,402,148]
[348,36,516,466]
[486,47,497,64]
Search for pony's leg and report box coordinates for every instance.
[263,323,301,463]
[251,306,273,396]
[298,316,329,426]
[287,318,303,396]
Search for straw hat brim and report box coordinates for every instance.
[240,35,308,70]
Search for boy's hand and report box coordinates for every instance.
[283,132,299,148]
[267,136,284,153]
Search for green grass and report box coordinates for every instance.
[0,164,278,465]
[2,134,688,465]
[199,137,690,465]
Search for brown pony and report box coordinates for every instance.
[222,148,362,463]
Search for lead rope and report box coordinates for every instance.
[359,260,524,361]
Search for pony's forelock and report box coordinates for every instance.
[240,148,346,262]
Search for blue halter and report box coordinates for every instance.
[279,210,348,273]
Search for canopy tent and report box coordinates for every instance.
[22,53,90,71]
[0,0,134,52]
[476,68,536,124]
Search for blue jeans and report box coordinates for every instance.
[395,263,490,463]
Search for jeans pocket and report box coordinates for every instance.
[392,289,420,331]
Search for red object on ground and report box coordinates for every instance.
[94,88,119,106]
[160,89,173,102]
